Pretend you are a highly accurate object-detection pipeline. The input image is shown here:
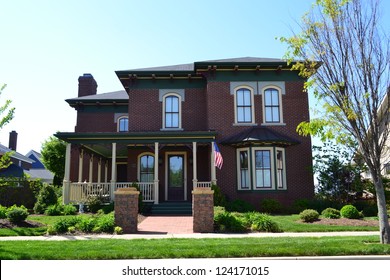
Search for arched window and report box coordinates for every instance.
[139,154,154,182]
[264,88,281,123]
[163,94,181,129]
[118,116,129,132]
[235,87,254,124]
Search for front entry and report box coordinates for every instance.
[165,153,186,201]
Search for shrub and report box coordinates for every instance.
[299,209,319,223]
[45,204,63,216]
[53,217,80,234]
[101,203,114,214]
[226,199,255,213]
[259,199,282,214]
[95,213,115,233]
[214,206,226,216]
[321,208,341,219]
[0,205,7,219]
[6,205,29,223]
[86,196,103,213]
[340,205,362,219]
[62,204,77,215]
[243,212,282,232]
[292,199,310,213]
[77,217,97,232]
[33,184,58,214]
[211,184,226,207]
[353,200,378,217]
[114,226,123,235]
[214,211,246,233]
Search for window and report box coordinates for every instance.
[236,147,287,191]
[163,94,181,129]
[254,150,272,189]
[118,117,129,132]
[264,88,280,123]
[234,87,255,124]
[237,149,250,190]
[139,154,154,182]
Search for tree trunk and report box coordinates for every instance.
[373,176,390,244]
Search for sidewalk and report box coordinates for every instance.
[0,231,379,241]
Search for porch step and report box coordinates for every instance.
[150,202,192,215]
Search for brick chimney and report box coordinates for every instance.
[78,73,97,97]
[9,130,18,151]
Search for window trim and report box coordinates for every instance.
[117,116,129,132]
[261,86,284,125]
[252,147,274,190]
[276,148,287,190]
[162,93,182,130]
[233,86,256,125]
[137,153,155,182]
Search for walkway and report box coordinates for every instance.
[137,215,193,234]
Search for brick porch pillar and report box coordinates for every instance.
[114,188,139,233]
[192,187,214,233]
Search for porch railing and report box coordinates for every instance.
[68,182,155,203]
[196,181,212,188]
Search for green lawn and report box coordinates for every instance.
[0,235,388,260]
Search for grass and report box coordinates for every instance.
[0,235,388,260]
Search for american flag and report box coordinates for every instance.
[214,142,223,169]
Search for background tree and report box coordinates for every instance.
[0,84,15,170]
[281,0,390,243]
[41,136,66,185]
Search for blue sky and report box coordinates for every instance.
[0,0,388,154]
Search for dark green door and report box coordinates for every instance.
[167,155,184,201]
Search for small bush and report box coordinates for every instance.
[299,209,319,223]
[63,204,77,215]
[292,199,310,213]
[214,211,246,233]
[45,204,64,216]
[86,196,103,213]
[33,184,59,214]
[0,205,7,219]
[259,199,282,214]
[77,217,97,232]
[6,205,29,223]
[101,203,114,214]
[243,212,282,232]
[53,217,80,234]
[321,208,341,219]
[340,205,362,219]
[95,213,115,233]
[211,184,227,207]
[114,226,123,235]
[226,199,255,213]
[214,206,226,216]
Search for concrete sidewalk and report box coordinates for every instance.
[0,231,379,241]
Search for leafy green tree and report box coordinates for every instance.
[0,84,15,170]
[313,142,365,203]
[41,136,66,185]
[280,0,390,243]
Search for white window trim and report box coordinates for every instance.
[252,147,275,190]
[233,86,256,125]
[137,152,155,182]
[261,85,285,125]
[162,93,182,130]
[237,147,251,190]
[276,147,287,190]
[117,116,129,132]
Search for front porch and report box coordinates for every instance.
[57,131,218,205]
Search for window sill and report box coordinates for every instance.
[233,123,258,127]
[237,189,288,192]
[160,128,184,131]
[261,123,286,126]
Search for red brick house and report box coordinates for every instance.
[56,57,314,210]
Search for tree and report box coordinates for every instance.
[41,136,66,185]
[281,0,390,243]
[0,84,15,170]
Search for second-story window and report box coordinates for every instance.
[235,88,254,124]
[164,94,180,129]
[118,116,129,132]
[264,88,281,123]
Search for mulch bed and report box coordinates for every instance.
[308,218,379,227]
[0,219,45,229]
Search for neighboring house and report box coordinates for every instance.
[0,131,33,178]
[24,150,54,184]
[56,57,314,209]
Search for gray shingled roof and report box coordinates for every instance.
[66,90,128,102]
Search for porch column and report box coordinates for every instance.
[78,149,84,182]
[211,142,217,185]
[97,158,102,184]
[154,142,159,204]
[192,141,198,189]
[88,154,94,184]
[104,160,108,183]
[62,143,71,204]
[110,143,117,201]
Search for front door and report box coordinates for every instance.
[167,154,185,201]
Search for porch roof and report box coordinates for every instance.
[220,126,299,147]
[55,131,217,158]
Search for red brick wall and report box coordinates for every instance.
[75,112,116,132]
